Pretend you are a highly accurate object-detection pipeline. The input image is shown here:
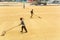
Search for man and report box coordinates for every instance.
[20,18,27,33]
[23,3,25,9]
[30,9,34,18]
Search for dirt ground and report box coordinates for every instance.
[0,3,60,40]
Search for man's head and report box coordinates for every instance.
[20,18,23,20]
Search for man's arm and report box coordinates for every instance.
[18,24,21,26]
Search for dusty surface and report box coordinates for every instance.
[0,3,60,40]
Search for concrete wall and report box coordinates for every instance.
[0,0,33,2]
[0,0,16,2]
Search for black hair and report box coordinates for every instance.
[20,18,23,20]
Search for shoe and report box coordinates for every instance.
[20,31,23,32]
[24,31,28,33]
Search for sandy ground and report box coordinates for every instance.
[0,3,60,40]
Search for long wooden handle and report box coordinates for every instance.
[5,24,20,32]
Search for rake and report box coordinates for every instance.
[1,24,20,36]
